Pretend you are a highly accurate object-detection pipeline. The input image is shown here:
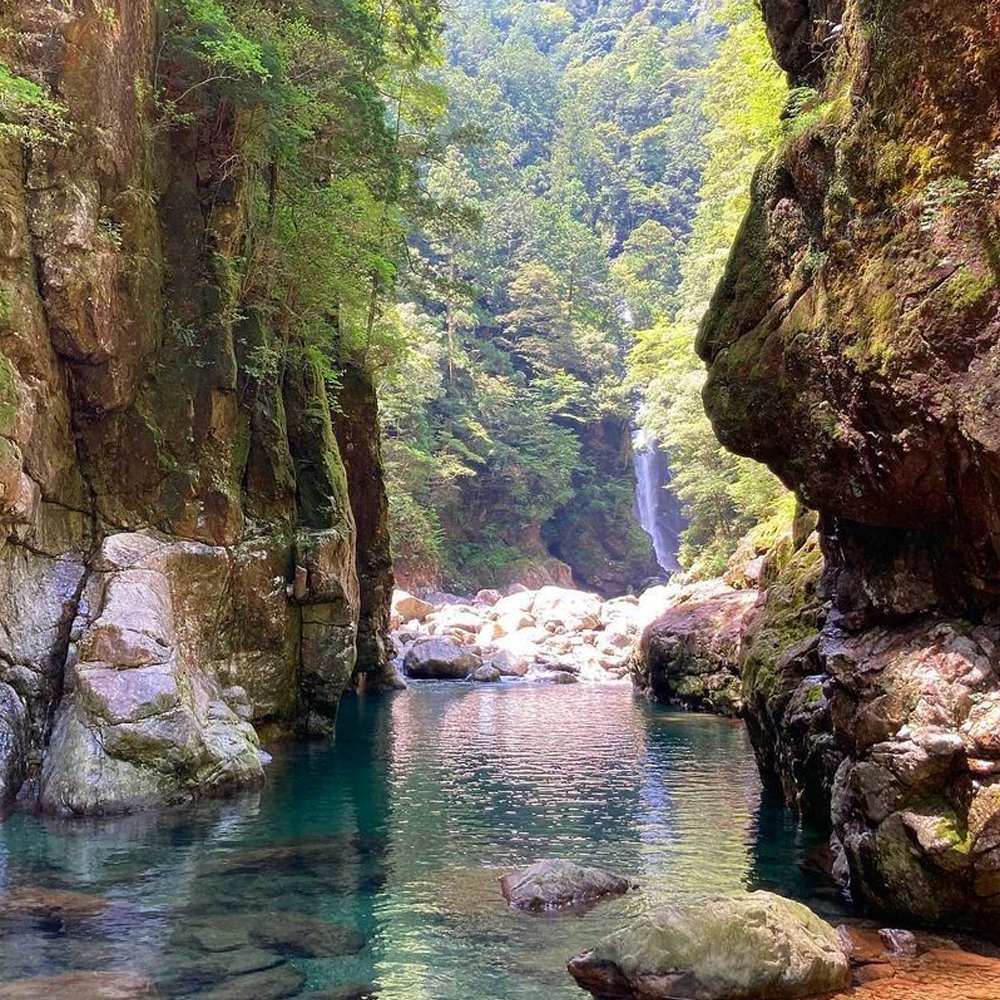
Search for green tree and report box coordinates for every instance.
[629,0,789,577]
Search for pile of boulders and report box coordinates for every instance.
[391,583,685,685]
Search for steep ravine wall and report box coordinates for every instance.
[0,1,393,814]
[698,0,1000,928]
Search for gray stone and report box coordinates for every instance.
[568,891,849,999]
[404,638,481,679]
[500,859,634,911]
[469,665,501,683]
[200,964,305,1000]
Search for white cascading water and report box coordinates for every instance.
[633,428,682,574]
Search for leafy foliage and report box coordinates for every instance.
[157,0,445,383]
[379,0,733,591]
[628,1,789,577]
[0,58,68,145]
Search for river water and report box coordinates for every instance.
[0,684,847,999]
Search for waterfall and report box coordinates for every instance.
[633,429,683,574]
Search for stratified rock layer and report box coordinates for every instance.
[697,0,1000,928]
[0,2,392,813]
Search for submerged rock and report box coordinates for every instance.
[296,987,376,1000]
[0,886,108,922]
[567,891,848,999]
[0,972,159,1000]
[500,859,634,911]
[404,638,482,679]
[182,912,365,959]
[200,964,305,1000]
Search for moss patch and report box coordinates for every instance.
[0,351,18,435]
[740,532,825,706]
[945,268,995,310]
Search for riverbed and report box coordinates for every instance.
[0,683,846,999]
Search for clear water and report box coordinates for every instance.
[0,683,848,998]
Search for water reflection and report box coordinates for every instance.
[0,684,845,999]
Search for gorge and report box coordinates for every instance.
[0,0,999,999]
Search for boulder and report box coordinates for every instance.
[39,536,266,815]
[182,912,364,959]
[391,590,434,623]
[500,860,634,911]
[826,617,1000,930]
[477,621,503,645]
[493,590,536,616]
[496,611,535,635]
[404,638,481,679]
[427,606,483,633]
[201,965,305,1000]
[568,891,849,999]
[542,671,578,685]
[631,583,757,717]
[530,586,602,631]
[489,650,529,677]
[0,887,108,922]
[469,665,501,683]
[476,588,502,606]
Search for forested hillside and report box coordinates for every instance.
[378,0,793,594]
[628,0,789,576]
[378,0,722,594]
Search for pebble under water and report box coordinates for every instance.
[0,683,849,999]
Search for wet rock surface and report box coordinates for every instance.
[499,860,635,911]
[567,891,849,999]
[631,583,757,717]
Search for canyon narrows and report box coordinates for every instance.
[0,0,998,999]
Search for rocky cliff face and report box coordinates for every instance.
[698,0,1000,928]
[0,2,393,813]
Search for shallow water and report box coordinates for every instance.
[0,683,848,998]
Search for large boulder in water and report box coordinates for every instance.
[567,891,849,999]
[404,638,481,679]
[631,583,757,717]
[500,859,634,911]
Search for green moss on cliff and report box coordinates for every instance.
[740,531,824,705]
[946,268,995,309]
[0,350,17,435]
